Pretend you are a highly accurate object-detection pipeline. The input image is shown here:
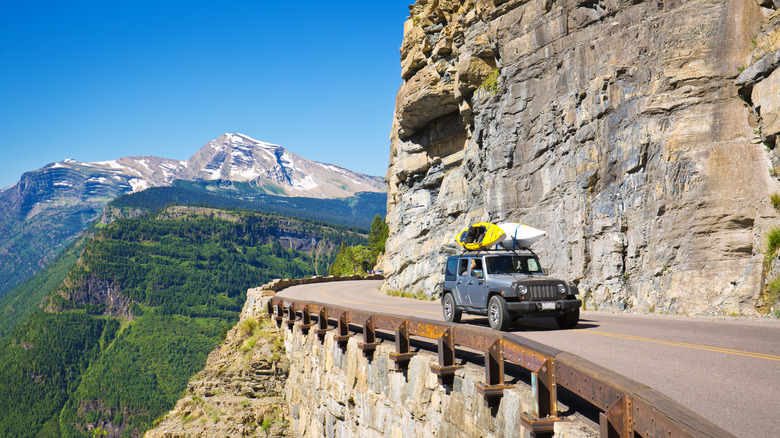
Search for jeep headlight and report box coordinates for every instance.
[557,283,567,295]
[513,282,528,295]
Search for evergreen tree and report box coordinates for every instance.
[329,243,373,276]
[367,214,389,262]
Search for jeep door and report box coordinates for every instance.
[466,258,488,309]
[455,258,471,305]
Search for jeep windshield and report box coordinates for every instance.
[485,255,542,275]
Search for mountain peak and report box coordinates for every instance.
[10,134,384,201]
[178,134,384,198]
[216,133,278,149]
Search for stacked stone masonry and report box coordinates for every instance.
[283,321,597,438]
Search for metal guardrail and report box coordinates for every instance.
[267,295,735,438]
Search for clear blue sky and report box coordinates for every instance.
[0,1,412,189]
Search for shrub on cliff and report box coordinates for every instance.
[763,194,780,315]
[766,227,780,256]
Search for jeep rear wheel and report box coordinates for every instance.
[488,295,511,331]
[442,293,462,323]
[555,308,580,329]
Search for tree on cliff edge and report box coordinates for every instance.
[329,215,388,276]
[368,214,389,260]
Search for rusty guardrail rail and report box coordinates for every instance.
[267,295,735,438]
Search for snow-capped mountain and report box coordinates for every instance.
[181,134,385,198]
[0,133,386,298]
[11,133,384,201]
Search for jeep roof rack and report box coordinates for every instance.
[458,246,538,257]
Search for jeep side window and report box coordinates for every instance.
[459,259,469,276]
[446,258,458,277]
[471,259,483,277]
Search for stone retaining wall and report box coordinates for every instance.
[246,276,596,437]
[281,319,596,437]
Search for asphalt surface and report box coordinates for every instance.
[278,280,780,438]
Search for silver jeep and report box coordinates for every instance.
[441,251,581,331]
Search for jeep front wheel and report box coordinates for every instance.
[487,295,511,331]
[555,308,580,329]
[442,293,462,323]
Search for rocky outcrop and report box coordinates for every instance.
[735,4,780,313]
[384,0,780,315]
[145,318,291,438]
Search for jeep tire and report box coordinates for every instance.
[442,293,462,323]
[555,308,580,329]
[487,295,511,331]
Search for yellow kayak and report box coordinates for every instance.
[455,223,506,250]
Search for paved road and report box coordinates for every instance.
[278,280,780,438]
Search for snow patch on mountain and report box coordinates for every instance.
[10,133,384,201]
[129,179,150,192]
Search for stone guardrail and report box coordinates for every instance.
[259,277,734,438]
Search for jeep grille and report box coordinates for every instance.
[528,284,559,301]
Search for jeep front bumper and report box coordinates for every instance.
[505,298,582,315]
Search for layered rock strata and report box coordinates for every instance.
[384,0,780,315]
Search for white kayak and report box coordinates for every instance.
[496,223,547,249]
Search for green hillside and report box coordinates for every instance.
[0,237,84,341]
[0,206,365,437]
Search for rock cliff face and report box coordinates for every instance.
[384,0,780,315]
[145,318,291,438]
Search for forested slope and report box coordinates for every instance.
[108,180,387,229]
[0,206,365,437]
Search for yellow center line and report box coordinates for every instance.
[319,285,441,316]
[573,329,780,362]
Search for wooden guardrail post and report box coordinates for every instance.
[315,307,329,341]
[299,305,314,335]
[599,395,632,438]
[430,327,463,384]
[358,316,381,358]
[285,302,297,330]
[533,358,557,419]
[274,302,284,328]
[520,358,559,438]
[389,320,417,370]
[334,311,351,350]
[476,339,514,407]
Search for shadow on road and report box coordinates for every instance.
[457,316,600,332]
